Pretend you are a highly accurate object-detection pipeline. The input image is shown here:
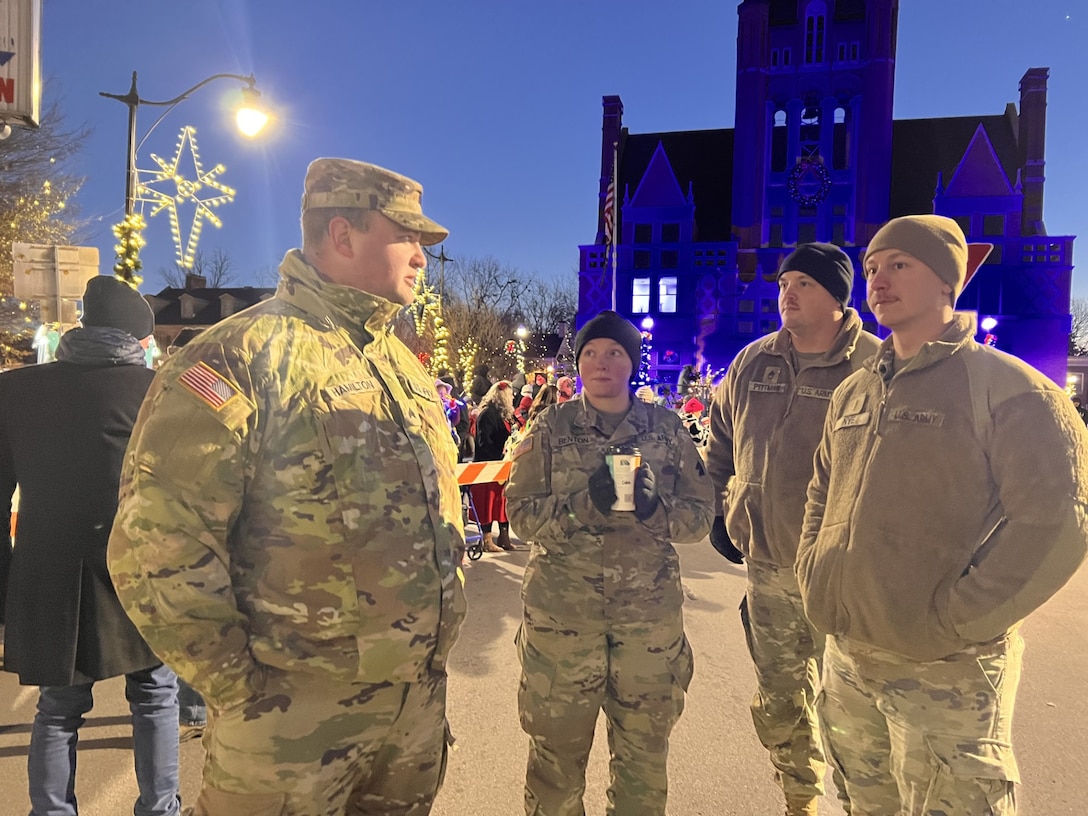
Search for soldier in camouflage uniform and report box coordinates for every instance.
[107,159,466,816]
[705,243,878,816]
[505,310,715,816]
[798,216,1088,815]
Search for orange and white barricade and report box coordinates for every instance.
[455,461,512,560]
[455,460,512,487]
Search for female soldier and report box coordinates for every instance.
[505,310,715,816]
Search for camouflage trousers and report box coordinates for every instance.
[740,561,841,808]
[821,633,1022,816]
[516,608,694,816]
[193,666,450,816]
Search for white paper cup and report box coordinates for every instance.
[606,452,642,511]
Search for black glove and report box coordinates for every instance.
[710,515,744,564]
[587,463,616,516]
[633,464,660,521]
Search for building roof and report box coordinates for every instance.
[617,109,1021,233]
[147,286,275,326]
[889,112,1021,217]
[619,128,735,242]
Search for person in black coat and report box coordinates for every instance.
[470,381,516,552]
[0,276,182,816]
[469,363,492,406]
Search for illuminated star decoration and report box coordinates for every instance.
[137,125,236,268]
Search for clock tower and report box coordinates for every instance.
[731,0,898,250]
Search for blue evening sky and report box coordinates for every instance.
[39,1,1088,296]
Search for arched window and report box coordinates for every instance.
[833,106,850,170]
[805,2,826,64]
[771,109,788,172]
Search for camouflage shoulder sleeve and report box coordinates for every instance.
[653,408,717,544]
[107,339,262,707]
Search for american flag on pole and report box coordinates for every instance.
[603,172,616,246]
[178,362,239,410]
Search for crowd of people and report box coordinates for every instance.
[0,156,1084,816]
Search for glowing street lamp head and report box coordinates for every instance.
[980,316,998,332]
[641,316,654,330]
[236,86,269,137]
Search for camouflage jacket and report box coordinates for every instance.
[705,309,879,566]
[107,250,466,707]
[505,395,715,623]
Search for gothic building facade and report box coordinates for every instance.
[578,0,1074,385]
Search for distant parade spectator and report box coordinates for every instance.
[469,363,492,405]
[556,375,576,403]
[471,381,518,552]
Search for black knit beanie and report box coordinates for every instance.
[574,310,643,368]
[81,275,155,339]
[777,242,855,307]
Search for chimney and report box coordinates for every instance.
[598,95,624,244]
[1018,67,1048,236]
[185,273,207,289]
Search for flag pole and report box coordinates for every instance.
[609,140,619,311]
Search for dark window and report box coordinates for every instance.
[761,319,779,334]
[634,224,652,244]
[661,223,680,243]
[769,223,784,246]
[805,14,826,63]
[762,299,777,314]
[661,250,679,268]
[771,48,780,68]
[770,206,784,217]
[782,48,791,66]
[954,216,972,237]
[983,215,1005,236]
[837,42,846,61]
[850,42,860,61]
[738,299,755,313]
[634,250,651,269]
[738,320,755,334]
[985,245,1003,264]
[798,222,817,244]
[832,222,846,245]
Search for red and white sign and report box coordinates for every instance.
[0,0,41,128]
[456,460,512,486]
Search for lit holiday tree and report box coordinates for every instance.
[634,317,655,387]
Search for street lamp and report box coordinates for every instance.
[100,71,269,217]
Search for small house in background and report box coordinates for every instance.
[145,273,274,350]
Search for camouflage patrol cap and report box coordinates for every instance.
[301,158,449,246]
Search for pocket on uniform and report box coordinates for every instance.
[195,785,287,816]
[667,634,695,720]
[922,733,1019,815]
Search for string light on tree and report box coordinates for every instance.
[137,125,236,268]
[410,266,448,375]
[635,316,655,387]
[112,212,147,286]
[516,325,528,374]
[457,338,480,391]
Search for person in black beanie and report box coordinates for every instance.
[703,243,880,816]
[505,309,715,815]
[0,274,181,815]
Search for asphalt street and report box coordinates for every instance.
[2,538,1086,815]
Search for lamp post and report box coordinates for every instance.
[100,71,269,218]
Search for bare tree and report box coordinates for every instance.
[512,276,579,336]
[1070,296,1088,356]
[159,248,238,288]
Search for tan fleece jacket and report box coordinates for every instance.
[797,313,1088,661]
[706,309,880,566]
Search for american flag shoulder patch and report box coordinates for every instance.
[178,362,239,410]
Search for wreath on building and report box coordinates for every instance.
[787,159,832,207]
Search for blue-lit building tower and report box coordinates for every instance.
[579,0,1074,385]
